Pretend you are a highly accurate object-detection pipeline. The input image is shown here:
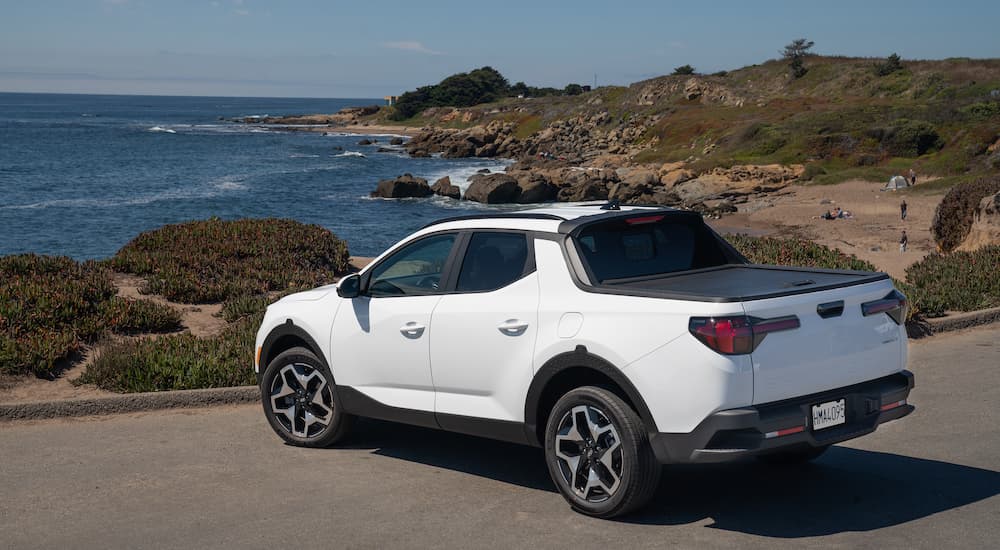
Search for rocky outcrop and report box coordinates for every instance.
[430,176,461,200]
[958,192,1000,251]
[238,105,380,125]
[464,173,521,204]
[370,174,433,198]
[389,137,404,145]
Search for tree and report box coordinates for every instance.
[875,53,904,76]
[564,83,584,96]
[782,38,814,79]
[672,64,696,75]
[510,81,529,97]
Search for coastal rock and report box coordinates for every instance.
[389,137,404,145]
[464,174,520,204]
[958,192,1000,251]
[370,173,433,199]
[557,181,608,202]
[357,138,373,146]
[431,176,461,200]
[515,176,557,204]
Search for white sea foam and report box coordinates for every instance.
[334,151,366,158]
[421,159,514,196]
[2,176,249,210]
[289,153,321,158]
[147,126,177,134]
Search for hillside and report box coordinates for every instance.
[365,56,1000,187]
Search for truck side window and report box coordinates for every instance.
[456,232,529,292]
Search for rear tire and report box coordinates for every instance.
[543,386,661,518]
[260,346,354,447]
[757,444,830,465]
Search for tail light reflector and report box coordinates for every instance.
[862,289,907,324]
[689,315,800,355]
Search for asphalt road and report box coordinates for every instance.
[2,326,998,549]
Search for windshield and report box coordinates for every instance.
[573,214,735,283]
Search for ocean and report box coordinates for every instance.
[0,92,513,259]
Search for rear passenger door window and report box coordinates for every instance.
[456,232,530,292]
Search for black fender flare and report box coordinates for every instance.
[258,319,329,384]
[523,346,658,446]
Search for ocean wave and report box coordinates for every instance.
[289,153,320,158]
[147,126,177,134]
[420,159,514,196]
[334,151,366,158]
[2,177,249,210]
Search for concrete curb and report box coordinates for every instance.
[907,306,1000,339]
[0,386,259,422]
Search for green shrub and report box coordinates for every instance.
[672,64,696,76]
[960,101,1000,120]
[904,246,1000,316]
[101,297,182,335]
[867,119,943,157]
[220,293,279,323]
[931,176,1000,252]
[726,235,879,271]
[0,255,180,376]
[874,53,904,77]
[81,314,261,393]
[801,162,827,180]
[110,218,349,304]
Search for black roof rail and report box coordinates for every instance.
[419,212,567,230]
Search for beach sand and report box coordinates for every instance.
[737,179,940,279]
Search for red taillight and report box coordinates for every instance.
[689,315,800,355]
[861,290,907,325]
[624,215,665,225]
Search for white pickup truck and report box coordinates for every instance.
[254,204,914,518]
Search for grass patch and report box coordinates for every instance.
[514,115,543,139]
[109,218,350,304]
[0,254,180,376]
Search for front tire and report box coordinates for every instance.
[260,346,354,447]
[544,386,661,518]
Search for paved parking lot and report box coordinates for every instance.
[1,326,998,549]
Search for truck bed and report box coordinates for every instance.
[600,264,889,303]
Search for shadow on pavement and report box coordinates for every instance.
[337,420,999,535]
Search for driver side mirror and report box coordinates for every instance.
[337,273,362,298]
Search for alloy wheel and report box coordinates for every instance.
[269,363,335,438]
[553,404,624,502]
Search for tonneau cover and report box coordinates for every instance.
[601,264,888,303]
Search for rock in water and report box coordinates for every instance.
[464,174,520,204]
[431,176,461,200]
[357,138,373,146]
[370,174,433,198]
[389,137,404,145]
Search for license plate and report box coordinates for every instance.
[812,399,846,431]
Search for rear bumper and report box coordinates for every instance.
[649,371,914,464]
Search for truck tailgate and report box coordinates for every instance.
[742,279,907,404]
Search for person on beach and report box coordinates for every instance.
[900,230,908,253]
[900,199,908,221]
[909,168,916,186]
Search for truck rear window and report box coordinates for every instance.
[574,216,733,283]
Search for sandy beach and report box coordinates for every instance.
[735,179,940,279]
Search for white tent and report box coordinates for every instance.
[884,175,910,190]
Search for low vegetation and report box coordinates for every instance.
[726,234,879,272]
[0,255,180,377]
[109,218,349,304]
[904,245,1000,317]
[78,218,349,393]
[931,176,1000,252]
[81,315,260,392]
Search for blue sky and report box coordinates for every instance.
[1,0,998,98]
